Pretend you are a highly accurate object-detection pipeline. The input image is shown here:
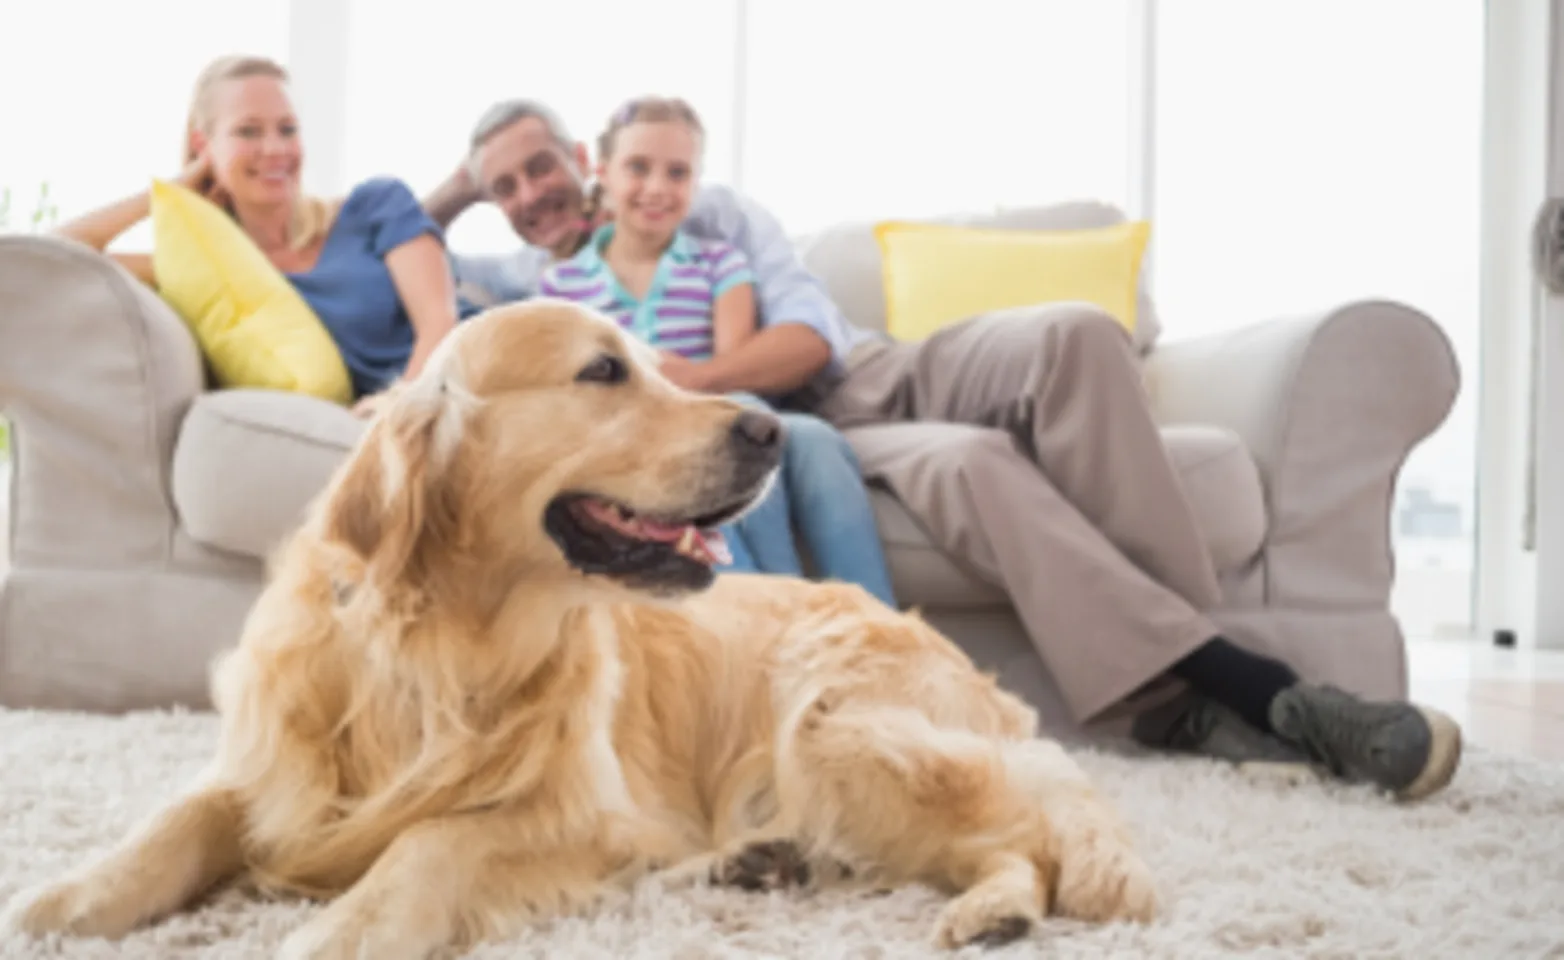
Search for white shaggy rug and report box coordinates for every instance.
[1,708,1561,959]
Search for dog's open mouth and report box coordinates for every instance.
[571,497,734,566]
[544,492,753,591]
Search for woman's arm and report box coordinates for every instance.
[51,154,218,289]
[54,189,149,251]
[52,192,156,287]
[383,233,460,381]
[54,191,149,252]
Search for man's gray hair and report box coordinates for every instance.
[468,98,573,158]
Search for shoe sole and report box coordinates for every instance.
[1236,759,1321,788]
[1395,707,1463,801]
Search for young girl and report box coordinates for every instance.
[539,97,897,607]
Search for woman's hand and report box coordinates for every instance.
[351,392,389,419]
[176,150,228,208]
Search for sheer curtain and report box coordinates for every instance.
[740,0,1135,234]
[341,0,739,254]
[0,1,291,247]
[1151,0,1485,639]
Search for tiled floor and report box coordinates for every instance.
[1407,637,1564,762]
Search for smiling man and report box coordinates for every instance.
[422,97,1466,803]
[426,99,844,400]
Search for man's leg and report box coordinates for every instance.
[842,422,1460,799]
[823,305,1221,611]
[838,419,1216,724]
[825,307,1461,798]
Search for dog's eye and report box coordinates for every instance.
[576,354,629,385]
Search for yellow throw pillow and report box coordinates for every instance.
[149,179,353,404]
[872,219,1152,343]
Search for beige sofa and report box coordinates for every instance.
[0,201,1459,735]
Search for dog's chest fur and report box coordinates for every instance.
[228,606,645,895]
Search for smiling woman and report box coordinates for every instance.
[41,49,476,408]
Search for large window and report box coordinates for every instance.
[741,0,1134,235]
[1152,0,1486,639]
[342,0,739,255]
[0,1,290,247]
[340,2,1132,244]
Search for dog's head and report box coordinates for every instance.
[313,299,783,606]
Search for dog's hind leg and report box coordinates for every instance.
[1,785,245,939]
[772,701,1051,947]
[764,701,1155,949]
[999,738,1158,926]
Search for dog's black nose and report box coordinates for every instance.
[731,409,783,452]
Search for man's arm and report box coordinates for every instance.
[672,323,831,396]
[422,166,482,231]
[683,186,861,396]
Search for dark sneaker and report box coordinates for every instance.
[1132,690,1313,768]
[1267,684,1463,801]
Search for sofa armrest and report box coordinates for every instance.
[1141,300,1459,607]
[0,235,206,569]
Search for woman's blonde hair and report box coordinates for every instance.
[185,55,335,252]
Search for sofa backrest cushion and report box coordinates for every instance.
[792,200,1162,354]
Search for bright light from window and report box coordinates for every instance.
[742,0,1134,235]
[1153,0,1485,639]
[0,1,290,248]
[342,0,739,255]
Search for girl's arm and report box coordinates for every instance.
[710,243,758,357]
[383,232,459,382]
[712,281,757,357]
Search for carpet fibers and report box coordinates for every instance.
[0,707,1560,959]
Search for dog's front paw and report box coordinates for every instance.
[1,875,141,940]
[277,899,446,960]
[713,839,813,892]
[932,887,1039,950]
[276,915,369,960]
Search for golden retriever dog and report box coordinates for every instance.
[1,300,1156,958]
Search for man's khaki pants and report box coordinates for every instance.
[816,304,1222,724]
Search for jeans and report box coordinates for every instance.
[716,394,898,608]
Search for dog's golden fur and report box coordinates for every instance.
[1,300,1156,957]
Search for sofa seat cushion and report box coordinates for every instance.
[878,424,1267,609]
[1160,424,1268,574]
[173,392,1267,609]
[172,389,363,558]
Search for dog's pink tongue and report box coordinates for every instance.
[581,501,731,566]
[636,518,688,540]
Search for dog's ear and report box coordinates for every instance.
[322,393,465,591]
[326,434,389,561]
